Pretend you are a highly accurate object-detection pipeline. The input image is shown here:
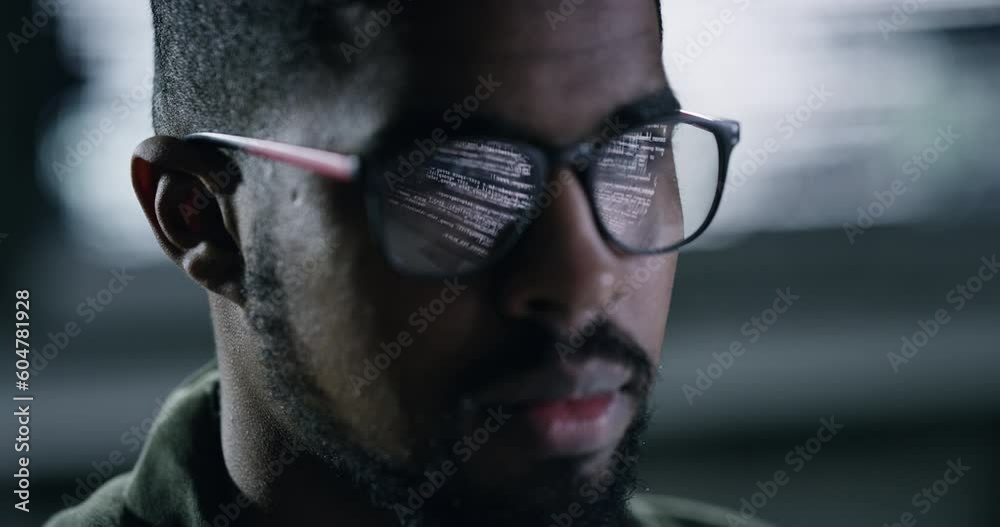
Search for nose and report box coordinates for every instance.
[495,167,622,329]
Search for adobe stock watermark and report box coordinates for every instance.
[176,162,242,225]
[27,269,136,379]
[252,241,339,316]
[843,125,960,244]
[546,449,640,527]
[682,288,800,405]
[544,0,593,31]
[564,114,628,166]
[671,0,751,73]
[882,459,970,527]
[52,70,158,183]
[724,85,833,201]
[178,108,298,225]
[61,392,308,518]
[726,417,844,526]
[513,114,626,237]
[6,0,72,54]
[393,407,511,523]
[556,253,671,364]
[350,278,468,396]
[382,74,502,191]
[58,396,167,507]
[199,437,308,527]
[887,254,997,373]
[878,0,930,41]
[340,0,414,63]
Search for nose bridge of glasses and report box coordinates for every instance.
[521,144,612,257]
[518,158,616,265]
[554,141,596,172]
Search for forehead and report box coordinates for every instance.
[278,0,667,149]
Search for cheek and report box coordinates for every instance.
[276,182,373,382]
[611,254,677,361]
[342,267,491,454]
[275,189,492,454]
[372,273,489,405]
[267,179,421,454]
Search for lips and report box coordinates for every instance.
[463,359,636,457]
[469,358,633,404]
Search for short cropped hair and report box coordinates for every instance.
[149,0,663,136]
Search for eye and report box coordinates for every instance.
[589,121,720,252]
[377,138,542,275]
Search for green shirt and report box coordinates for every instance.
[45,362,773,527]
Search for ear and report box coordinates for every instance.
[132,135,245,305]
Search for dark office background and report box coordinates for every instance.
[2,0,998,526]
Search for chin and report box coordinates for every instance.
[459,436,638,505]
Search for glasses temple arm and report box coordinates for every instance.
[184,132,360,183]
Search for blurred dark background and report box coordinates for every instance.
[1,0,998,525]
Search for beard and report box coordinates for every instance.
[242,227,654,527]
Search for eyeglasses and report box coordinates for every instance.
[184,89,740,277]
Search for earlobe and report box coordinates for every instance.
[132,135,245,305]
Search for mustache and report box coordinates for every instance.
[453,318,655,402]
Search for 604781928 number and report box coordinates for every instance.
[15,290,31,390]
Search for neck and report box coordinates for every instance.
[211,298,394,527]
[218,361,397,526]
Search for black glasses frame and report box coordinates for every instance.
[184,90,741,278]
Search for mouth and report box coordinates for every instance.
[462,359,636,458]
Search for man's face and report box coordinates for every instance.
[237,0,674,522]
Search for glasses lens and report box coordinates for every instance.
[591,121,721,252]
[377,139,541,275]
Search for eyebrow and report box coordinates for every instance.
[611,86,682,125]
[374,85,684,152]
